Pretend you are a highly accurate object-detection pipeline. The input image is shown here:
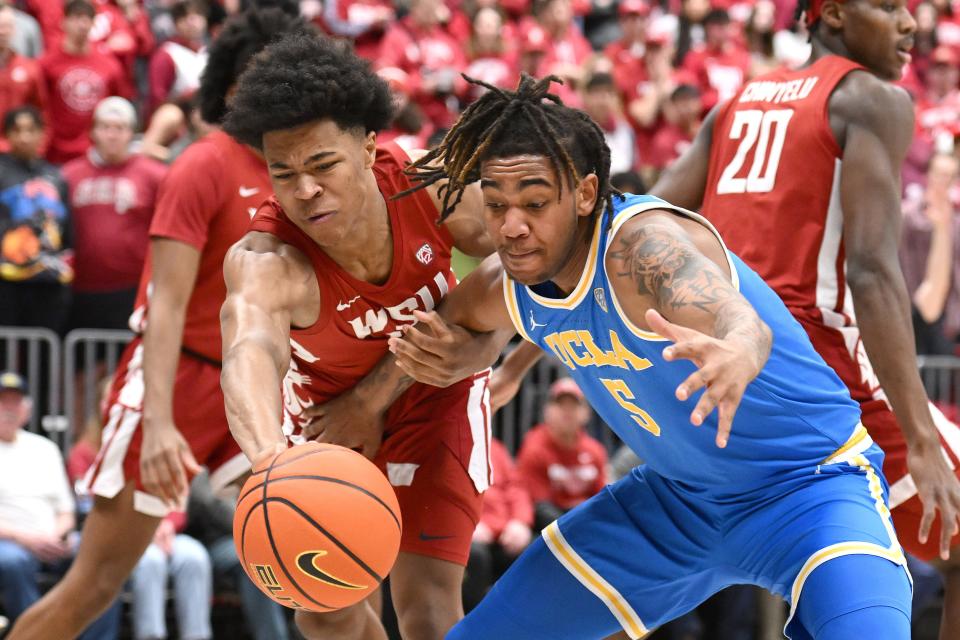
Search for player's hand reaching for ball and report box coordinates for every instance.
[140,419,201,508]
[906,441,960,560]
[646,309,766,448]
[302,392,386,460]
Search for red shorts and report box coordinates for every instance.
[83,336,248,517]
[799,314,960,561]
[288,372,492,566]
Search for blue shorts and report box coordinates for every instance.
[449,439,912,639]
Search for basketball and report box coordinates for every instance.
[233,442,402,612]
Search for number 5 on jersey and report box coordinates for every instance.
[600,378,662,436]
[717,109,794,195]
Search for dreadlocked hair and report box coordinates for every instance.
[399,74,622,223]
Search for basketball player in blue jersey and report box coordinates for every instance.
[379,74,914,639]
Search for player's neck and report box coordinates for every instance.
[322,181,394,284]
[804,34,853,70]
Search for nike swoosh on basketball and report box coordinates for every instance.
[337,295,361,311]
[239,186,260,198]
[296,550,367,590]
[418,531,455,541]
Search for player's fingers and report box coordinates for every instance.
[662,337,712,365]
[412,310,453,341]
[399,324,448,355]
[163,449,187,502]
[690,388,721,427]
[675,367,711,401]
[389,333,445,369]
[180,446,202,475]
[646,308,695,343]
[918,500,936,545]
[715,396,740,448]
[940,503,956,560]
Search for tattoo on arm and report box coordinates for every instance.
[608,223,771,360]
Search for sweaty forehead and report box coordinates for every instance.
[480,155,559,190]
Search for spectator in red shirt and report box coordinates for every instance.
[40,0,126,164]
[516,378,608,532]
[464,7,516,102]
[520,0,592,90]
[0,4,47,153]
[681,8,750,112]
[915,46,960,147]
[604,0,651,100]
[376,66,433,151]
[463,437,533,611]
[377,0,467,128]
[88,0,155,98]
[147,0,207,117]
[648,83,701,174]
[63,97,167,331]
[322,0,394,61]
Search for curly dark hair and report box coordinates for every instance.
[198,6,312,125]
[401,74,620,223]
[222,33,394,149]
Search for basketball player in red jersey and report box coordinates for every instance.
[7,8,312,640]
[220,34,506,639]
[650,0,960,636]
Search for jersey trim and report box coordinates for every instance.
[542,521,649,639]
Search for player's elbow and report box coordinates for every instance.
[845,255,894,294]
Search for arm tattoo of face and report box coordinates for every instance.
[608,222,771,356]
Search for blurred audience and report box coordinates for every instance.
[0,4,46,153]
[146,0,207,117]
[0,106,70,333]
[63,96,167,331]
[517,378,608,532]
[130,510,212,640]
[0,371,119,638]
[581,71,635,173]
[39,0,127,164]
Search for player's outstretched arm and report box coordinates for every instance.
[834,73,960,558]
[648,105,721,211]
[607,211,772,447]
[220,233,314,466]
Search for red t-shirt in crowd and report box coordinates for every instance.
[128,130,272,362]
[915,89,960,144]
[0,53,47,153]
[40,46,127,164]
[516,424,608,511]
[376,17,467,127]
[480,438,534,538]
[63,151,168,292]
[604,39,648,101]
[648,122,695,170]
[88,1,155,97]
[682,42,751,111]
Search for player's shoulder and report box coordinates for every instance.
[168,132,229,173]
[225,231,313,289]
[830,70,913,129]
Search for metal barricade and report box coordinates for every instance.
[0,326,61,438]
[63,329,134,450]
[492,347,622,455]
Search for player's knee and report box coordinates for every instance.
[395,595,461,640]
[294,605,364,639]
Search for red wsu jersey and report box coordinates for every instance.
[129,130,271,363]
[702,56,863,319]
[248,143,473,434]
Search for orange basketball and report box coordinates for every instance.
[233,441,402,612]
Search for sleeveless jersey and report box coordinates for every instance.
[248,143,475,436]
[503,194,864,494]
[701,55,863,318]
[128,130,272,363]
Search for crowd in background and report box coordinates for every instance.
[1,0,960,636]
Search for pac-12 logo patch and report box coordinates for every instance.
[416,243,433,265]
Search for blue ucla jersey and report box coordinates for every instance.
[503,194,864,493]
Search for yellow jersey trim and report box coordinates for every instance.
[542,521,648,639]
